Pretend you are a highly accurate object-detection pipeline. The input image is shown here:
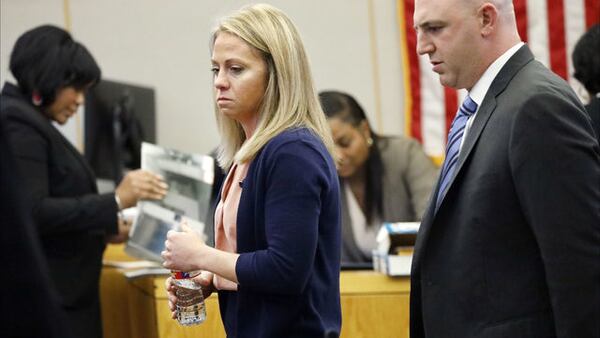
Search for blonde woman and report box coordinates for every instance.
[162,4,342,337]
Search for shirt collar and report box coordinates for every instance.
[469,42,524,106]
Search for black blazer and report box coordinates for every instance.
[1,83,118,337]
[1,124,75,338]
[410,46,600,337]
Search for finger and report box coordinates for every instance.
[161,251,170,262]
[145,170,165,182]
[180,222,193,233]
[131,179,165,200]
[166,229,178,240]
[193,273,211,287]
[198,276,211,287]
[166,278,177,292]
[168,293,178,305]
[142,175,166,191]
[154,177,169,190]
[134,183,157,199]
[148,191,167,201]
[142,173,169,192]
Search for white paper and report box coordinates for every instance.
[125,142,214,262]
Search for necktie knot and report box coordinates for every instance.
[459,95,477,117]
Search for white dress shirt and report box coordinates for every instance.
[460,42,525,150]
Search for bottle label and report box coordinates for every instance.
[171,270,201,280]
[172,271,191,279]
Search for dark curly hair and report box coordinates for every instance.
[9,25,101,106]
[572,24,600,95]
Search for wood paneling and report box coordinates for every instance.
[101,245,410,338]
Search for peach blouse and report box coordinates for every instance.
[213,161,250,291]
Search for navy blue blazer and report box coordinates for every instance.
[218,128,342,338]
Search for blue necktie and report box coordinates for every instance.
[435,95,478,209]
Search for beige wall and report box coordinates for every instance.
[0,0,406,154]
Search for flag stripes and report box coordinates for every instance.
[398,0,600,164]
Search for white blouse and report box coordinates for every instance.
[344,182,380,257]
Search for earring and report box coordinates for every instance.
[32,91,42,106]
[366,137,373,147]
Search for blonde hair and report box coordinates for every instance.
[211,3,335,169]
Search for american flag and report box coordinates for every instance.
[398,0,600,165]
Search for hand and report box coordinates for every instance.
[194,271,215,299]
[165,277,178,319]
[115,169,168,209]
[164,271,215,320]
[106,217,131,244]
[161,222,207,272]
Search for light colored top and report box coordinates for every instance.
[344,182,380,256]
[340,136,438,263]
[461,42,525,151]
[213,161,250,291]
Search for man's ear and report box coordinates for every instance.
[479,3,499,37]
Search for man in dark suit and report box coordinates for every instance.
[410,0,600,337]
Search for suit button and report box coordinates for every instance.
[426,280,433,286]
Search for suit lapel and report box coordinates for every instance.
[451,97,497,185]
[434,45,535,214]
[58,130,99,192]
[413,46,535,266]
[411,187,437,269]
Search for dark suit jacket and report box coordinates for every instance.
[410,46,600,338]
[0,122,75,338]
[1,82,119,338]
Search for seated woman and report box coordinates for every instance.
[319,91,438,264]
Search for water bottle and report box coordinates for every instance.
[171,271,206,326]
